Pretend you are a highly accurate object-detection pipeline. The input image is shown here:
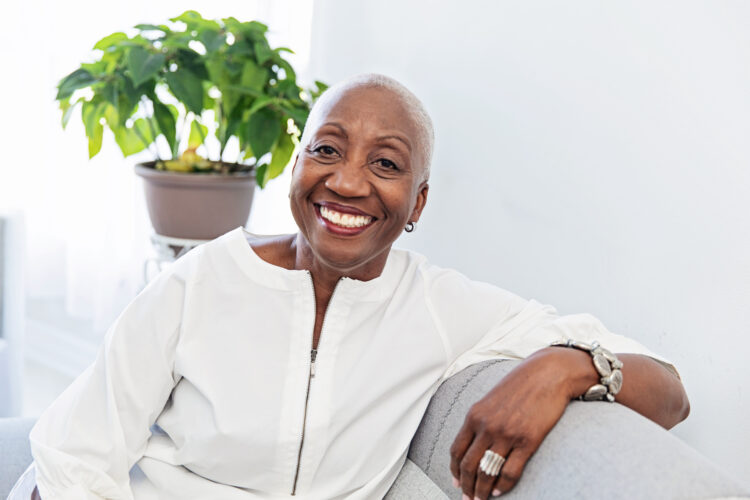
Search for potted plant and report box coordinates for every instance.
[55,10,326,239]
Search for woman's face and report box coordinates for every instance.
[289,86,429,277]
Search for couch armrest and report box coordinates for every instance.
[409,359,749,499]
[0,417,35,499]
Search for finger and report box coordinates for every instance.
[449,424,475,483]
[473,446,510,500]
[494,446,533,495]
[458,434,492,499]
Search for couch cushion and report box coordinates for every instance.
[0,417,35,498]
[409,359,750,499]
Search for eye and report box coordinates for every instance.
[312,145,339,156]
[375,158,399,171]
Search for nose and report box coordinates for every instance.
[324,160,370,198]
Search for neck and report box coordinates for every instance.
[292,233,390,301]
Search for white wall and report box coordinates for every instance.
[310,0,750,484]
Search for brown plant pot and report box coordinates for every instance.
[135,161,256,240]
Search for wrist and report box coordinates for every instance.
[539,346,602,400]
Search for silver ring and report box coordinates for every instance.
[478,449,505,477]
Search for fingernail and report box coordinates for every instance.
[474,497,481,500]
[492,489,502,497]
[462,495,470,500]
[452,476,459,488]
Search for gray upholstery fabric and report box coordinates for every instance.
[385,459,449,499]
[0,417,34,499]
[408,359,750,500]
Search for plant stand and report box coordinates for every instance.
[143,233,209,284]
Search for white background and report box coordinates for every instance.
[309,0,750,485]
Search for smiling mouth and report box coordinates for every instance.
[319,205,374,228]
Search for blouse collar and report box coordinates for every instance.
[223,227,406,301]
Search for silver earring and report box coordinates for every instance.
[404,221,415,233]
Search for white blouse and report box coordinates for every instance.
[25,227,667,499]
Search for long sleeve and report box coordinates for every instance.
[423,266,671,380]
[29,261,188,500]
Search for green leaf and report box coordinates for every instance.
[160,34,193,50]
[116,76,139,126]
[103,102,120,129]
[267,132,295,180]
[56,69,97,100]
[88,122,103,158]
[152,100,177,155]
[276,59,296,82]
[253,40,273,65]
[275,79,300,100]
[175,49,209,80]
[134,24,170,33]
[81,99,106,139]
[94,32,128,51]
[244,96,275,118]
[241,60,266,91]
[255,163,268,188]
[60,98,81,129]
[226,39,253,57]
[224,106,243,141]
[188,119,208,148]
[246,107,280,161]
[199,29,226,52]
[133,118,154,144]
[244,20,269,36]
[279,104,309,129]
[114,125,147,157]
[127,46,165,87]
[102,82,119,107]
[312,80,329,99]
[166,68,204,114]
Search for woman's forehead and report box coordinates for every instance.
[310,87,421,144]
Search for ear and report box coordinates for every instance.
[410,182,429,223]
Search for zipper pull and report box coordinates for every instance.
[310,349,318,378]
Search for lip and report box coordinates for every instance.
[314,203,377,236]
[316,201,377,218]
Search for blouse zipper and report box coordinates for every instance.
[291,347,317,495]
[291,274,340,495]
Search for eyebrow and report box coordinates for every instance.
[376,135,412,153]
[317,122,412,152]
[318,122,348,139]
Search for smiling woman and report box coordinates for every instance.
[289,78,430,283]
[11,74,688,500]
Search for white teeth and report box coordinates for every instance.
[320,206,373,228]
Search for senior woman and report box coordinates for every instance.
[12,74,688,500]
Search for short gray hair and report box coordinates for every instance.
[301,73,435,182]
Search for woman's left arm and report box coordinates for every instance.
[449,346,689,499]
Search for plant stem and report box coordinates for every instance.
[217,101,225,161]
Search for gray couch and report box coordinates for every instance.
[2,360,748,499]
